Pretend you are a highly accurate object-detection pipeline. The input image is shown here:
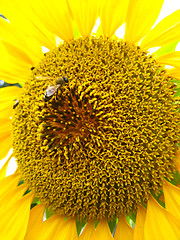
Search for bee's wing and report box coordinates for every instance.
[36,76,53,80]
[46,85,60,96]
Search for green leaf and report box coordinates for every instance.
[72,22,81,39]
[170,79,180,88]
[174,88,180,97]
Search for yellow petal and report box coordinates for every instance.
[175,150,180,173]
[26,215,78,240]
[67,0,101,38]
[56,218,78,240]
[0,153,13,180]
[3,41,34,66]
[0,69,27,84]
[0,42,38,85]
[0,18,43,65]
[0,102,12,120]
[0,192,34,240]
[0,172,21,195]
[79,221,95,240]
[0,0,56,50]
[0,42,31,83]
[92,219,114,240]
[0,121,11,134]
[0,172,21,207]
[0,99,13,111]
[0,86,22,102]
[125,0,164,43]
[0,172,26,205]
[27,0,74,41]
[144,196,180,240]
[155,51,180,68]
[100,0,130,38]
[0,133,12,160]
[141,10,180,49]
[0,183,28,209]
[0,87,21,141]
[114,215,133,240]
[163,181,180,221]
[0,88,14,160]
[0,42,37,80]
[166,68,180,80]
[133,207,146,240]
[25,203,46,238]
[0,119,10,127]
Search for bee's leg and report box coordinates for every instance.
[55,88,59,101]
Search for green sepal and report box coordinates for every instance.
[151,190,165,208]
[30,202,38,209]
[18,179,31,196]
[126,213,136,228]
[31,197,41,204]
[95,219,99,228]
[30,197,41,209]
[18,179,24,186]
[108,218,117,233]
[76,218,86,236]
[45,207,54,219]
[169,170,180,186]
[127,211,136,225]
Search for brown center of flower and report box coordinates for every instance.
[13,37,180,221]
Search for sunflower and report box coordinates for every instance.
[0,0,180,239]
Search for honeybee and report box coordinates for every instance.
[36,76,68,102]
[13,99,19,109]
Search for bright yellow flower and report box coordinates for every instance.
[0,0,180,239]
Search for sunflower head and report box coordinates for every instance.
[12,37,180,221]
[1,0,180,238]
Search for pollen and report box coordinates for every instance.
[12,37,180,221]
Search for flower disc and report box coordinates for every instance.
[13,37,180,220]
